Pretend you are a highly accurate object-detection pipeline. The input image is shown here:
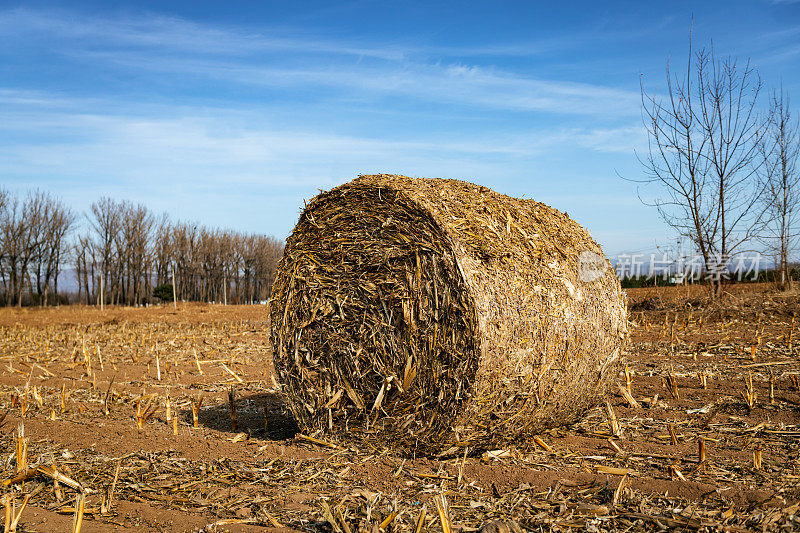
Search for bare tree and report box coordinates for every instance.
[88,198,122,307]
[638,35,768,297]
[758,86,800,290]
[0,188,8,302]
[114,201,155,306]
[0,191,50,306]
[73,235,91,304]
[153,213,173,288]
[1,188,283,306]
[28,192,75,305]
[47,202,75,305]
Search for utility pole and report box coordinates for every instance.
[171,266,177,310]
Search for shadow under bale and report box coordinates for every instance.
[189,391,299,440]
[271,174,627,455]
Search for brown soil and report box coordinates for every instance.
[0,287,798,531]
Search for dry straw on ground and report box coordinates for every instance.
[271,174,627,454]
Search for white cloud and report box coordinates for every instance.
[0,7,640,117]
[0,94,644,179]
[0,8,650,245]
[0,8,406,60]
[78,51,639,116]
[0,94,645,234]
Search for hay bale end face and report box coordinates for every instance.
[271,174,627,454]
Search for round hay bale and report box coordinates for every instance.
[271,174,627,454]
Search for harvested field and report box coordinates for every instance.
[0,285,797,532]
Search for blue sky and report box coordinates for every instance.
[2,1,800,256]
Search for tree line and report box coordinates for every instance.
[637,33,800,296]
[0,191,283,306]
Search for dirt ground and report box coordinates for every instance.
[0,285,798,532]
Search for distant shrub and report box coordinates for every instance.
[620,275,677,288]
[153,283,174,302]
